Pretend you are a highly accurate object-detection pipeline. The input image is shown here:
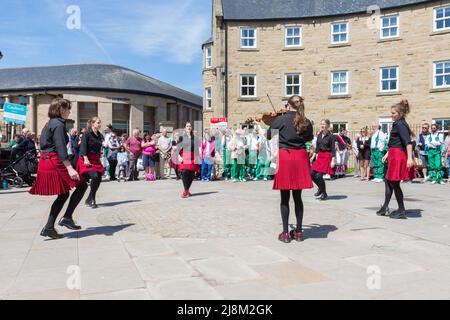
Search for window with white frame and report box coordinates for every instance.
[332,122,348,134]
[331,71,349,95]
[205,88,212,109]
[331,22,348,44]
[241,28,256,48]
[433,118,450,134]
[434,118,450,131]
[434,61,450,88]
[240,75,256,97]
[205,47,212,68]
[380,66,399,92]
[381,15,399,38]
[285,26,302,47]
[434,6,450,31]
[285,74,301,96]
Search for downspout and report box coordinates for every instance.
[224,21,228,119]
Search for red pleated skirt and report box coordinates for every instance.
[29,153,81,196]
[273,149,313,190]
[386,147,410,181]
[77,153,106,176]
[311,152,335,175]
[178,151,200,172]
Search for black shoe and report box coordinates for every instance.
[390,210,407,219]
[58,218,82,230]
[376,207,390,216]
[319,193,328,201]
[85,198,92,207]
[314,190,323,197]
[90,201,98,209]
[40,228,64,240]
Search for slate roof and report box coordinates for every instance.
[222,0,432,20]
[0,64,202,108]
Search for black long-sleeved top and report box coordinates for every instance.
[267,111,314,150]
[315,131,337,157]
[80,129,103,156]
[357,136,371,150]
[39,117,70,161]
[388,119,412,150]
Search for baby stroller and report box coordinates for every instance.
[0,150,38,188]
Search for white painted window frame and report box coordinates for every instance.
[434,6,450,32]
[380,66,399,92]
[205,87,212,109]
[240,74,257,98]
[380,15,399,39]
[433,60,450,89]
[330,71,349,95]
[331,21,349,44]
[205,46,212,69]
[285,26,302,48]
[285,73,302,97]
[240,27,257,49]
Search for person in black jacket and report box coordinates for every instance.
[311,119,336,201]
[268,95,314,243]
[377,100,414,219]
[77,117,105,209]
[30,98,88,240]
[357,127,371,181]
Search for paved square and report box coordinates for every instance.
[0,177,449,300]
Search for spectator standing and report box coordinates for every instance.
[157,129,172,179]
[124,129,142,181]
[426,123,445,184]
[416,123,431,182]
[107,132,120,181]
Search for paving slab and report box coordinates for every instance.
[147,278,223,300]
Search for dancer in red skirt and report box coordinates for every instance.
[377,100,414,219]
[77,117,105,209]
[30,98,88,240]
[268,95,314,243]
[177,122,201,198]
[311,119,336,201]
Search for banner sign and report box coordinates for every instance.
[210,118,228,129]
[3,103,27,125]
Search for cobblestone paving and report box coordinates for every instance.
[1,177,449,300]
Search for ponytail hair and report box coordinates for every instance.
[288,95,308,134]
[392,100,411,119]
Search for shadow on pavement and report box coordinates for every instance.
[405,209,423,218]
[190,192,219,197]
[98,200,142,207]
[326,195,348,201]
[0,190,30,195]
[64,223,135,239]
[301,224,338,240]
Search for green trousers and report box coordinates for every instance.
[222,148,232,179]
[256,159,271,179]
[428,148,444,182]
[371,149,385,179]
[231,158,246,180]
[248,150,259,178]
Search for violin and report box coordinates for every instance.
[260,108,289,126]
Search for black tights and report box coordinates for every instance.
[84,170,102,203]
[44,182,88,230]
[182,170,195,191]
[280,190,304,234]
[382,180,405,212]
[311,170,326,194]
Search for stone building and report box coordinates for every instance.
[0,63,202,142]
[202,0,450,133]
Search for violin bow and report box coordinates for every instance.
[266,94,277,113]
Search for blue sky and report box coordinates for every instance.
[0,0,212,96]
